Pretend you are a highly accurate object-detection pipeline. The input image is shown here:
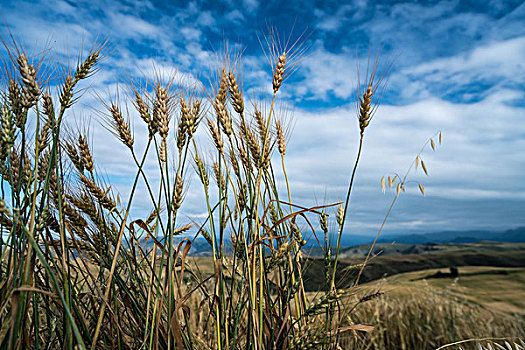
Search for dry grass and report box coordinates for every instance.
[334,267,525,349]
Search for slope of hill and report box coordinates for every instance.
[302,243,525,291]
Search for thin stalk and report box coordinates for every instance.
[330,133,364,290]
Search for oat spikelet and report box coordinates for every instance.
[419,183,425,196]
[110,104,134,149]
[430,139,436,151]
[421,159,428,175]
[381,176,386,193]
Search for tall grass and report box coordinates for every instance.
[0,32,516,350]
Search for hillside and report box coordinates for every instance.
[302,243,525,290]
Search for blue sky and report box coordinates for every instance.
[1,0,524,236]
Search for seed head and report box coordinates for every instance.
[17,54,41,108]
[110,104,134,149]
[153,86,169,138]
[228,72,244,115]
[207,118,223,153]
[272,52,286,93]
[78,134,94,172]
[172,173,184,211]
[276,120,286,155]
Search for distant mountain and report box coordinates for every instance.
[139,227,525,256]
[377,227,525,245]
